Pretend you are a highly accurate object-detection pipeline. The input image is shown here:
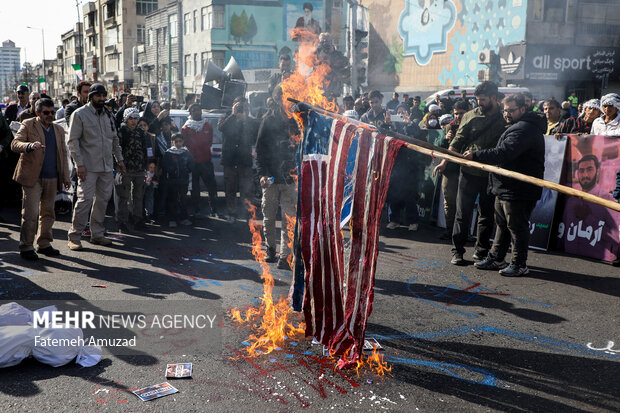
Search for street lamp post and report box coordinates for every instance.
[26,26,46,92]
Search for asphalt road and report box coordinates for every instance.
[0,205,618,412]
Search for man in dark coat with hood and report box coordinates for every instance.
[463,93,545,277]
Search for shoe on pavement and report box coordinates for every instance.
[472,250,488,261]
[91,237,113,246]
[277,258,291,270]
[20,250,39,261]
[450,252,466,266]
[68,240,83,251]
[408,223,419,231]
[117,223,131,233]
[37,246,60,257]
[474,255,508,270]
[265,247,277,263]
[386,222,399,230]
[180,219,192,226]
[169,221,177,228]
[499,263,529,277]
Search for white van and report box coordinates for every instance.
[425,86,530,105]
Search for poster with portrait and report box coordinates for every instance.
[557,135,620,262]
[284,0,324,41]
[528,135,567,250]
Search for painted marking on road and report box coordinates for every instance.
[586,341,620,355]
[384,356,497,386]
[368,326,620,360]
[406,272,551,318]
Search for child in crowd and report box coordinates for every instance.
[144,162,158,220]
[162,134,194,228]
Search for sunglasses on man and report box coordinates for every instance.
[40,110,55,116]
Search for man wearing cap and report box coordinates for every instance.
[10,98,70,261]
[67,83,125,250]
[592,94,620,136]
[5,85,30,123]
[115,108,148,232]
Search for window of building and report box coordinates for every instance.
[104,27,119,47]
[184,13,190,35]
[87,12,96,29]
[137,25,145,44]
[184,54,191,76]
[194,53,198,76]
[104,0,116,19]
[106,54,119,72]
[201,7,208,31]
[169,14,178,44]
[232,51,275,70]
[136,0,158,16]
[210,51,226,69]
[213,5,225,29]
[201,52,208,74]
[193,10,197,33]
[544,0,566,23]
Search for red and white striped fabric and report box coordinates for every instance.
[299,113,403,366]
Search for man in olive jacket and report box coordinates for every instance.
[433,81,506,265]
[11,98,70,260]
[464,93,545,277]
[67,84,125,250]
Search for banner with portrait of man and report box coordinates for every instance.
[285,0,324,41]
[557,135,620,262]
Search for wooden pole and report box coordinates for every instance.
[289,98,620,213]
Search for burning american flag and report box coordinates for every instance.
[293,109,403,367]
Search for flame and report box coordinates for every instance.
[229,201,305,356]
[284,213,296,269]
[356,349,392,377]
[281,28,340,140]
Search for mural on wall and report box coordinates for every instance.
[439,0,527,86]
[227,6,282,45]
[398,0,457,66]
[375,0,528,88]
[230,11,258,45]
[284,0,325,41]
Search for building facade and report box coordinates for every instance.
[365,0,620,101]
[0,40,21,99]
[82,0,157,93]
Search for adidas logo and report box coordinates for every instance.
[500,51,522,74]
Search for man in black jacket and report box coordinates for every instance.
[65,81,92,126]
[463,93,545,277]
[256,86,299,269]
[218,96,258,222]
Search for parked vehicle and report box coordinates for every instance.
[424,86,530,105]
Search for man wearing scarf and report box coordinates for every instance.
[557,99,602,135]
[592,94,620,136]
[182,103,218,217]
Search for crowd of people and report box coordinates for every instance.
[1,78,619,273]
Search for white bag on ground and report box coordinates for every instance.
[0,302,102,368]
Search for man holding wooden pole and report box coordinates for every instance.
[463,93,545,277]
[434,81,506,266]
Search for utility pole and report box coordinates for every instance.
[347,0,358,96]
[168,24,172,101]
[76,0,84,71]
